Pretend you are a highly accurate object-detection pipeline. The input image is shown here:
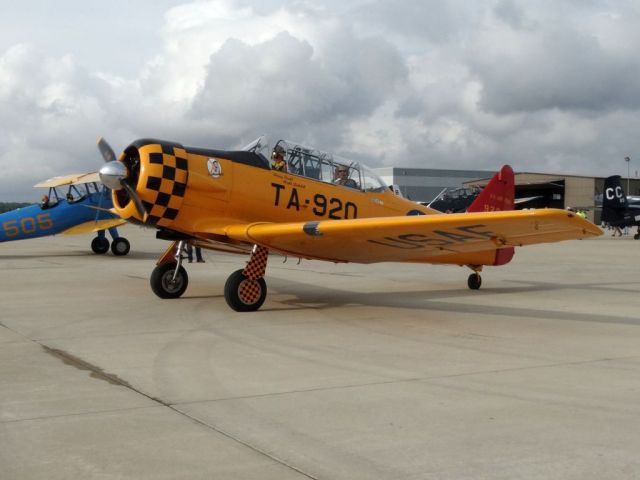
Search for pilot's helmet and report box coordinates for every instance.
[272,145,285,158]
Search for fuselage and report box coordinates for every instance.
[0,190,116,243]
[111,139,438,241]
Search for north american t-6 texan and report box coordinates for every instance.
[97,136,602,311]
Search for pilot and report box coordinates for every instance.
[41,194,50,209]
[333,165,358,189]
[271,145,287,172]
[66,192,74,202]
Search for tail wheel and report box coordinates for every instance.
[224,269,267,312]
[111,237,130,256]
[91,236,110,254]
[150,262,189,299]
[468,272,482,290]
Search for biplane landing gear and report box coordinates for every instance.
[150,240,189,299]
[224,245,269,312]
[467,272,482,290]
[111,237,130,256]
[91,236,110,254]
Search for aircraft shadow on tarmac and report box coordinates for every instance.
[257,276,640,326]
[0,251,160,260]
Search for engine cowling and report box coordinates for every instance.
[112,139,189,227]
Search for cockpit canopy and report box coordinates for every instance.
[242,135,388,193]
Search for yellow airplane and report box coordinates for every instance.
[97,136,602,311]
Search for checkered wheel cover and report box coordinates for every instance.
[238,279,263,305]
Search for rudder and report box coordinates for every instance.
[467,165,515,265]
[467,165,515,213]
[602,175,627,224]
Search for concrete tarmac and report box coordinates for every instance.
[1,226,640,479]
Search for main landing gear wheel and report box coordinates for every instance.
[111,237,130,256]
[634,233,640,240]
[91,236,110,254]
[150,262,189,299]
[224,269,267,312]
[467,273,482,290]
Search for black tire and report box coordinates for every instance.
[111,237,130,256]
[634,233,640,240]
[91,236,110,254]
[467,273,482,290]
[224,269,267,312]
[150,263,189,299]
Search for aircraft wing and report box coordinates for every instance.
[223,209,602,263]
[34,172,99,188]
[60,219,126,235]
[72,172,101,185]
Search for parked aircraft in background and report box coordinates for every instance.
[601,175,640,239]
[425,186,482,212]
[0,173,130,254]
[424,186,542,213]
[97,136,601,311]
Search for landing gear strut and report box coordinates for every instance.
[150,240,189,298]
[224,245,269,312]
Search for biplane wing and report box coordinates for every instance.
[224,209,601,264]
[60,218,127,235]
[33,172,100,188]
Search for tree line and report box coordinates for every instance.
[0,202,30,214]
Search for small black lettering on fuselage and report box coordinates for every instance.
[368,224,494,249]
[271,182,358,219]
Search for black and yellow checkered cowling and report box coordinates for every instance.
[113,139,189,227]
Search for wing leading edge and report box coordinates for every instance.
[223,209,602,264]
[60,219,126,235]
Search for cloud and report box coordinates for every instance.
[2,0,640,201]
[0,45,113,197]
[189,30,406,137]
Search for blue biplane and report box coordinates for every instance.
[0,172,130,255]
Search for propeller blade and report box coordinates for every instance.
[120,179,147,220]
[97,137,117,163]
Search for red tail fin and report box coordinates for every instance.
[467,165,515,213]
[467,165,515,266]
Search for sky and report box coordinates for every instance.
[1,0,640,201]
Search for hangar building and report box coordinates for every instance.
[375,167,640,223]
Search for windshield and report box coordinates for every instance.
[360,164,387,193]
[241,135,271,157]
[254,137,388,192]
